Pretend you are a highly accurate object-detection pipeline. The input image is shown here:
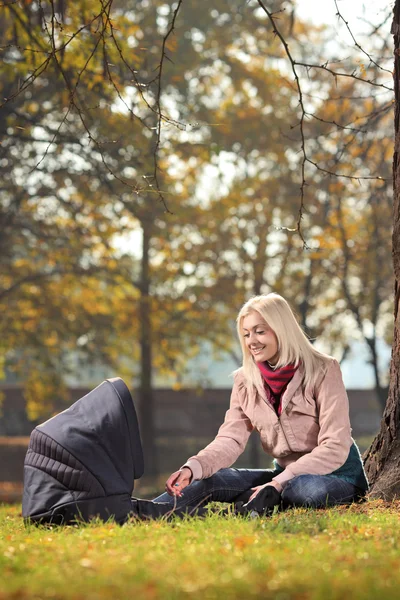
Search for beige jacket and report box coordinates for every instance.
[184,357,353,489]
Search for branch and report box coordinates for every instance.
[293,60,392,92]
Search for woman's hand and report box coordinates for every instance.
[165,467,192,497]
[242,481,283,516]
[248,481,282,502]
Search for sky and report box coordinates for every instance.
[298,0,392,32]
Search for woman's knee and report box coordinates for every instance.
[281,475,331,508]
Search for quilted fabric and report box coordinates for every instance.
[24,429,104,496]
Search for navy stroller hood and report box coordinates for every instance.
[23,378,144,524]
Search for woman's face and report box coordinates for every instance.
[242,311,279,365]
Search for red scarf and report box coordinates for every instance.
[257,362,298,415]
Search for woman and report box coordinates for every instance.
[154,293,369,514]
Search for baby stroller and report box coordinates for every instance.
[22,378,205,524]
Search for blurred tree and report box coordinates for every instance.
[0,0,138,414]
[304,81,394,409]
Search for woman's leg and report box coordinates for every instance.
[281,474,363,509]
[153,468,276,509]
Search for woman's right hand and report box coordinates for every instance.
[165,467,192,496]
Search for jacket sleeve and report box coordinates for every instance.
[183,375,254,480]
[272,359,353,489]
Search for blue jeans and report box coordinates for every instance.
[153,468,363,510]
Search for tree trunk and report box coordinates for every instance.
[363,1,400,498]
[138,219,158,476]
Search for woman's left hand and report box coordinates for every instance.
[248,481,283,502]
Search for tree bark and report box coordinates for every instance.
[363,1,400,497]
[138,218,158,476]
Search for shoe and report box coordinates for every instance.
[130,498,211,520]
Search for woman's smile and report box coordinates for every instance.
[251,345,265,355]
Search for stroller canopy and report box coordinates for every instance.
[23,378,144,524]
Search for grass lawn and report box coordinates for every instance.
[1,501,400,599]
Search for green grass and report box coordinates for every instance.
[1,501,400,599]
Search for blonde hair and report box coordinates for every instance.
[236,293,329,396]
